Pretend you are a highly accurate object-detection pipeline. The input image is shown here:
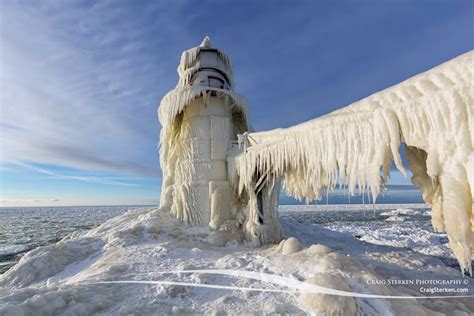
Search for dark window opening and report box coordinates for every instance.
[257,190,264,224]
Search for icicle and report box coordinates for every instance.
[158,86,249,128]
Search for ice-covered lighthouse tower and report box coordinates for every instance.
[158,37,282,245]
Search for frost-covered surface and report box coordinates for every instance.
[1,206,473,315]
[232,51,474,274]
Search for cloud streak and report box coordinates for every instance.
[14,162,141,187]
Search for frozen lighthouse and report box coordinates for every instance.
[158,39,473,273]
[158,37,283,245]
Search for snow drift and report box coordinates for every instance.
[2,206,473,314]
[230,51,474,274]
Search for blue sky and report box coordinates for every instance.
[0,0,473,206]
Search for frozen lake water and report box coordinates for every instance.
[279,204,456,267]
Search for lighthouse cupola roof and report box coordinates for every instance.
[177,36,234,90]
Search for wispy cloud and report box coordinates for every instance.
[15,162,141,187]
[1,198,60,204]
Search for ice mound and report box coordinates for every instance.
[206,221,245,247]
[1,207,472,314]
[380,208,422,217]
[385,215,406,222]
[279,237,303,255]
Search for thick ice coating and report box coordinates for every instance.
[230,51,473,274]
[158,86,250,224]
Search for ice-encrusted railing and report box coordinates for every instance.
[232,51,474,274]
